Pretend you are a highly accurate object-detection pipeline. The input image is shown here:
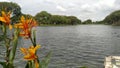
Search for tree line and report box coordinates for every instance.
[103,10,120,25]
[34,11,82,25]
[0,2,120,25]
[0,2,94,25]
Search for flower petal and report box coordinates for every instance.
[35,59,39,68]
[35,45,41,50]
[24,54,37,60]
[21,16,25,23]
[14,23,24,28]
[0,17,6,23]
[0,11,11,25]
[28,48,35,55]
[20,48,27,55]
[9,24,12,30]
[1,11,6,17]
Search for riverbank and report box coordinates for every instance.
[38,24,107,27]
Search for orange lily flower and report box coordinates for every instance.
[14,16,37,38]
[29,19,38,28]
[20,45,40,68]
[0,11,12,29]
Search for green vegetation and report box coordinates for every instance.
[34,11,81,25]
[0,2,85,25]
[0,2,34,24]
[104,10,120,25]
[1,2,120,26]
[82,19,92,24]
[0,10,51,68]
[0,2,22,24]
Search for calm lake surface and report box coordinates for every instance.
[36,25,120,68]
[1,25,120,68]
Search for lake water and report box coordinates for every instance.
[1,25,120,68]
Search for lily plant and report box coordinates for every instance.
[0,11,51,68]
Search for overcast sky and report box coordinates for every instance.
[0,0,120,21]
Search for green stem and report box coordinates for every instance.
[6,39,10,63]
[30,37,36,47]
[29,30,37,47]
[2,24,13,68]
[3,25,9,63]
[9,29,19,62]
[33,30,36,47]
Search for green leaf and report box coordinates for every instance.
[7,63,14,68]
[0,62,7,68]
[2,25,6,35]
[33,30,36,46]
[30,30,36,46]
[25,62,30,68]
[40,52,52,68]
[9,29,19,63]
[25,61,33,68]
[0,35,4,41]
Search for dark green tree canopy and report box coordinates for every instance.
[104,10,120,25]
[0,2,21,15]
[35,11,81,25]
[82,19,92,24]
[35,11,51,24]
[0,2,22,24]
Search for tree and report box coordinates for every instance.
[0,2,22,24]
[34,11,51,25]
[35,11,82,25]
[67,16,81,25]
[104,10,120,25]
[82,19,92,24]
[49,15,67,24]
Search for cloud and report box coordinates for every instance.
[99,0,115,7]
[0,0,119,21]
[0,0,9,1]
[56,5,66,12]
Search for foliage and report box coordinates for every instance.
[0,10,51,68]
[3,2,120,26]
[0,2,20,12]
[35,11,81,25]
[1,2,107,25]
[0,2,22,24]
[67,16,81,25]
[35,11,51,25]
[104,10,120,25]
[82,19,92,24]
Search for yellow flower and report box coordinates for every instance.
[14,16,37,38]
[20,45,40,68]
[20,45,40,60]
[35,59,39,68]
[0,11,12,29]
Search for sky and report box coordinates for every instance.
[0,0,120,21]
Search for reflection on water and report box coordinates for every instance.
[1,25,120,68]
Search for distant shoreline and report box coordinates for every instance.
[38,22,120,26]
